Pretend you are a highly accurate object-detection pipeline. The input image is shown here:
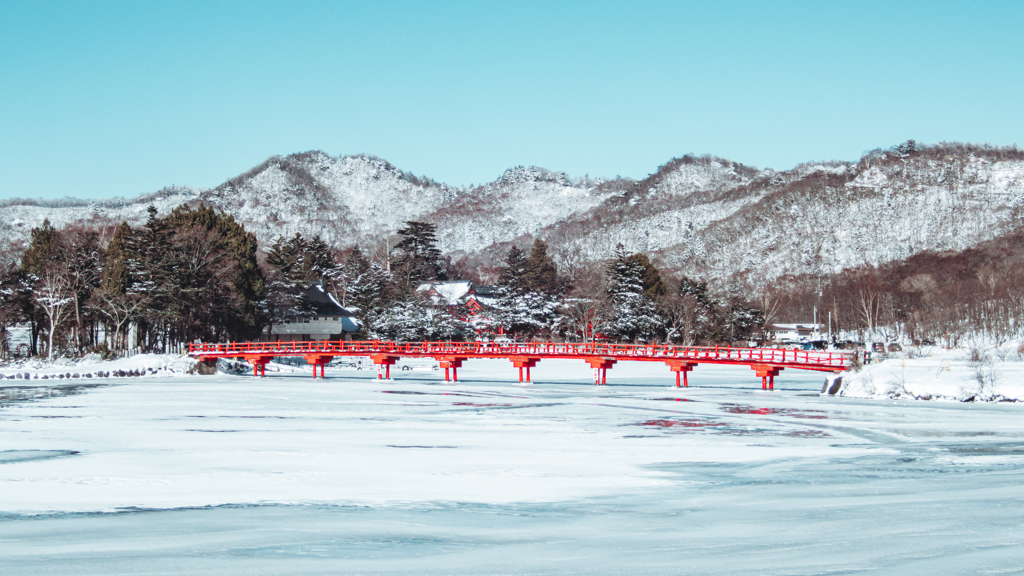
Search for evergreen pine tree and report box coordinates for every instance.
[265,233,337,327]
[522,239,561,295]
[267,233,335,285]
[625,253,666,300]
[393,221,444,288]
[725,299,765,343]
[494,244,559,338]
[94,222,145,352]
[605,244,661,342]
[162,204,265,342]
[60,228,104,353]
[21,219,60,275]
[331,246,395,338]
[20,219,64,355]
[677,276,723,342]
[498,246,527,295]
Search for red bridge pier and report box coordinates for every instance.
[510,357,539,383]
[304,354,333,379]
[665,360,696,387]
[438,357,466,382]
[243,355,274,377]
[370,354,399,379]
[586,358,617,385]
[752,364,783,390]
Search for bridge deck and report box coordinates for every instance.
[189,340,851,387]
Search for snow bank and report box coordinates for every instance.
[0,353,197,381]
[838,345,1024,402]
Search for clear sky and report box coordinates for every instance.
[1,1,1022,199]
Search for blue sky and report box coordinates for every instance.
[1,1,1022,199]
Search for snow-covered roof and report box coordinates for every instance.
[417,281,474,305]
[467,295,498,308]
[301,284,356,317]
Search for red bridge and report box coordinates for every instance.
[189,340,852,390]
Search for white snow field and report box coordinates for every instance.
[840,346,1024,402]
[2,358,1024,574]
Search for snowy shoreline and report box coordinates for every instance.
[0,353,198,381]
[836,345,1024,402]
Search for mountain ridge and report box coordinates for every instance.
[2,142,1022,289]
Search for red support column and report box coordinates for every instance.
[438,357,465,383]
[665,361,696,388]
[370,354,399,381]
[585,358,616,386]
[752,364,783,391]
[244,355,273,378]
[510,357,539,384]
[305,354,334,380]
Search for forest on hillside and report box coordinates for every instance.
[1,200,1023,360]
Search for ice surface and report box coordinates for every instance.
[2,358,1023,574]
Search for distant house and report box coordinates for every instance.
[269,284,360,342]
[416,281,503,335]
[418,280,475,306]
[464,285,498,312]
[1,325,31,358]
[769,323,823,343]
[417,281,499,308]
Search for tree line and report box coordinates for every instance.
[765,226,1024,347]
[0,204,775,359]
[6,199,1016,360]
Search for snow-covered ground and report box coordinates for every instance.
[0,353,197,381]
[2,357,1024,574]
[840,345,1024,401]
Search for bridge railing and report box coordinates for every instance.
[188,340,852,370]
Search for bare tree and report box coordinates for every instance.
[857,288,880,339]
[94,287,145,352]
[657,293,695,345]
[33,266,74,360]
[556,267,609,342]
[59,228,104,353]
[757,290,783,335]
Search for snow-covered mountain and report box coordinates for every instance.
[2,143,1022,286]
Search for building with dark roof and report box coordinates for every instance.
[268,284,360,341]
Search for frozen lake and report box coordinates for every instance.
[2,359,1023,574]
